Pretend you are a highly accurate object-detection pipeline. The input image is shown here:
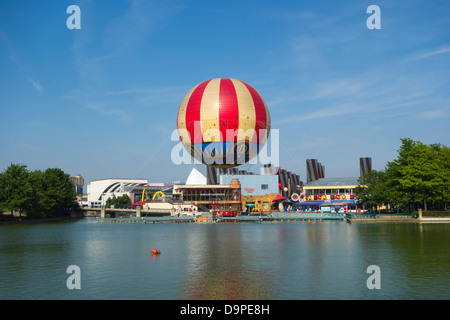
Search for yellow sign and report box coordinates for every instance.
[152,191,166,200]
[141,188,149,202]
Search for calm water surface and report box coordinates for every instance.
[0,218,449,300]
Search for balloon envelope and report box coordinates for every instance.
[177,78,271,168]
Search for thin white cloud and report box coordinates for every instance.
[27,77,43,95]
[1,31,44,95]
[86,102,133,123]
[412,46,450,60]
[419,109,447,119]
[310,78,371,100]
[276,103,356,124]
[60,84,186,124]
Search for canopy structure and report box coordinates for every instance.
[272,194,286,202]
[132,201,147,206]
[293,200,356,206]
[185,168,207,185]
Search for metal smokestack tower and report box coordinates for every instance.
[360,157,372,177]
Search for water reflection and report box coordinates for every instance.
[181,225,277,299]
[351,223,450,299]
[179,222,363,300]
[0,220,449,299]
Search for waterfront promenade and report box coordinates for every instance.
[92,211,346,223]
[345,209,450,223]
[82,206,450,224]
[81,206,346,221]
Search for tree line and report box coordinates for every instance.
[354,138,450,213]
[105,194,131,208]
[0,163,79,218]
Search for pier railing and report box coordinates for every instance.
[270,212,344,220]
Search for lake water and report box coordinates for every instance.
[0,218,449,300]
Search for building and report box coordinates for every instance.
[86,178,149,205]
[173,176,241,216]
[84,162,304,215]
[298,177,359,212]
[292,157,372,213]
[70,175,84,199]
[220,173,279,212]
[215,164,303,212]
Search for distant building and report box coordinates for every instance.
[70,175,84,198]
[85,178,178,207]
[86,178,149,205]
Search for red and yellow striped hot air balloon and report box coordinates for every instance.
[177,78,271,169]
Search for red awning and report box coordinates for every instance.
[272,194,286,202]
[132,201,146,206]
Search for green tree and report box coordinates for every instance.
[354,170,388,213]
[386,138,419,211]
[400,142,440,211]
[0,164,34,216]
[385,138,449,212]
[0,164,78,218]
[105,194,131,208]
[38,168,79,216]
[385,164,408,212]
[431,144,450,210]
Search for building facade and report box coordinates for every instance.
[220,173,279,212]
[70,175,84,199]
[86,178,149,205]
[297,177,359,213]
[173,178,241,216]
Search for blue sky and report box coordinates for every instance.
[1,0,449,188]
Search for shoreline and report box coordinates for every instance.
[0,210,84,225]
[0,217,73,225]
[2,213,449,225]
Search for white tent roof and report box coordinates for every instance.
[185,168,207,185]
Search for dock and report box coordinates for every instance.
[93,211,346,224]
[86,207,450,224]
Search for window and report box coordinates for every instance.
[261,184,268,190]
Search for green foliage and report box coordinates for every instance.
[355,138,450,212]
[354,170,388,213]
[0,164,34,216]
[0,163,79,217]
[105,194,131,208]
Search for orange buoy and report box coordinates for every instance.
[150,249,161,255]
